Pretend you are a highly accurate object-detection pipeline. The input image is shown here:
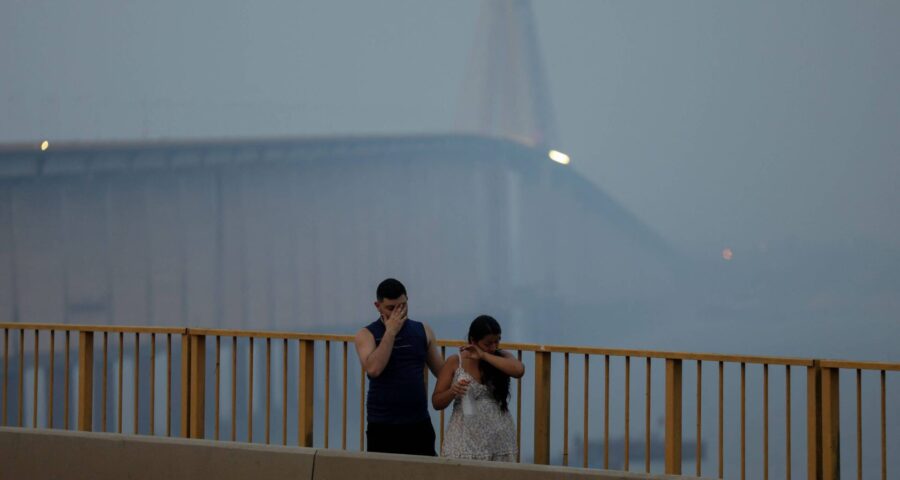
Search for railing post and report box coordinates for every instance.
[180,334,190,438]
[807,361,822,480]
[180,333,206,439]
[821,367,840,480]
[190,335,206,439]
[807,361,840,480]
[298,339,315,447]
[533,350,551,464]
[77,331,94,431]
[665,358,683,474]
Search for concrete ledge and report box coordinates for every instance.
[1,427,706,480]
[0,427,315,480]
[313,448,689,480]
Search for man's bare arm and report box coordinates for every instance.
[354,328,397,378]
[423,323,445,377]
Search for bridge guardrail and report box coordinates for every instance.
[1,322,896,480]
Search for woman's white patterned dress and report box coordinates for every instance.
[440,367,517,462]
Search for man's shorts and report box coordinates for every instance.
[366,418,436,456]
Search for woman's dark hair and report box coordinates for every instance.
[468,315,510,412]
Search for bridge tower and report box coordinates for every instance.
[456,0,561,150]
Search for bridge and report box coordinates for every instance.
[1,2,896,480]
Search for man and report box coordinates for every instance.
[354,278,444,455]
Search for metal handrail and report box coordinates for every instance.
[1,322,895,480]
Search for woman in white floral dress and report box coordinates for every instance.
[432,315,526,461]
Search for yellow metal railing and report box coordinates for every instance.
[1,322,896,480]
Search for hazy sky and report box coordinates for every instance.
[2,0,899,255]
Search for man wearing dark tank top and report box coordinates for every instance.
[354,278,445,455]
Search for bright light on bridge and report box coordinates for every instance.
[40,140,49,151]
[548,149,570,165]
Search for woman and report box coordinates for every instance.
[432,315,526,461]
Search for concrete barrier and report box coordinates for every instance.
[0,427,315,480]
[0,427,706,480]
[312,449,691,480]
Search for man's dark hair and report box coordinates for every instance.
[376,278,407,301]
